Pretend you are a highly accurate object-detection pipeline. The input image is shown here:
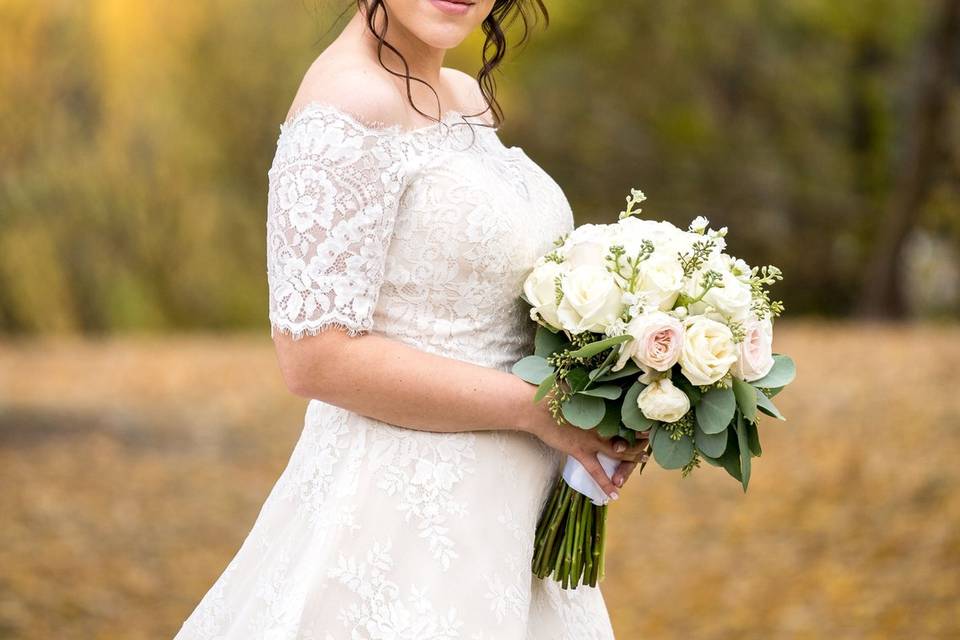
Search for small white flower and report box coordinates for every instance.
[606,317,627,337]
[689,215,710,234]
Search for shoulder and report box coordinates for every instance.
[441,67,494,125]
[285,55,409,130]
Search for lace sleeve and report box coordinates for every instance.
[266,104,408,340]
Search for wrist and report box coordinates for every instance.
[512,377,546,437]
[514,378,554,439]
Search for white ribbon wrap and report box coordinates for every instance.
[561,451,620,506]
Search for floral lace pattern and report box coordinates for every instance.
[174,102,616,639]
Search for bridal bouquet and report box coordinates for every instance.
[512,189,796,589]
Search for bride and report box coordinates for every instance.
[174,1,649,637]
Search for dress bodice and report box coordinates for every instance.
[266,102,574,371]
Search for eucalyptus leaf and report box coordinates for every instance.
[595,401,622,439]
[617,427,637,445]
[533,372,555,403]
[512,355,554,385]
[651,426,695,470]
[735,412,751,491]
[534,324,567,357]
[578,384,623,400]
[732,377,758,424]
[595,360,641,381]
[566,334,632,359]
[701,453,723,468]
[561,393,606,429]
[695,423,728,458]
[673,375,702,405]
[762,385,784,398]
[621,381,656,431]
[756,389,785,420]
[751,354,796,389]
[746,421,762,457]
[717,432,742,482]
[565,368,591,393]
[695,387,736,434]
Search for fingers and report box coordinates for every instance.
[599,435,647,461]
[579,453,619,500]
[611,460,637,488]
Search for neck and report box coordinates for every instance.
[345,7,446,91]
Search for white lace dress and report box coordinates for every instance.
[173,102,616,640]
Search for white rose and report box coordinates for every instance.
[555,265,624,334]
[636,251,685,311]
[523,261,566,329]
[685,255,753,324]
[617,217,691,257]
[561,224,618,269]
[679,315,738,386]
[637,378,691,423]
[731,316,775,382]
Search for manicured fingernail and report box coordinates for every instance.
[614,442,626,453]
[641,454,649,462]
[614,477,624,487]
[610,491,619,500]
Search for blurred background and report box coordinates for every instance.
[1,0,958,638]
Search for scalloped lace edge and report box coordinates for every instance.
[270,320,370,341]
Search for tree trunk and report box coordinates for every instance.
[856,0,960,318]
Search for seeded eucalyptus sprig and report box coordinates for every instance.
[677,238,717,278]
[543,333,614,424]
[749,265,785,319]
[606,240,654,293]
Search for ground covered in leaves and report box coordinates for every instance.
[1,320,958,639]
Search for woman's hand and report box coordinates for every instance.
[519,388,650,500]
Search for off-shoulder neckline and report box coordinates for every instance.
[278,100,499,137]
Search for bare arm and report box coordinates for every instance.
[274,328,649,498]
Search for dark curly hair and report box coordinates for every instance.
[348,0,549,130]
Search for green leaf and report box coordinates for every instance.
[561,394,606,429]
[695,387,736,434]
[565,368,591,393]
[578,384,622,400]
[673,374,702,405]
[735,412,751,491]
[566,334,632,359]
[621,381,656,431]
[732,377,758,424]
[651,426,695,470]
[534,324,567,357]
[695,423,728,458]
[751,354,796,389]
[763,385,784,398]
[533,372,555,402]
[512,355,554,385]
[746,421,762,457]
[717,431,742,482]
[595,401,622,438]
[595,360,641,382]
[755,388,785,420]
[701,452,723,467]
[618,427,638,445]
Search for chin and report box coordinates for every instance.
[387,0,494,49]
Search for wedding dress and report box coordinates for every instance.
[173,101,616,640]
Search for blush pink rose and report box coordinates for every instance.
[612,311,684,372]
[731,316,775,382]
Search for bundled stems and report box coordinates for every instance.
[532,442,652,588]
[531,478,609,588]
